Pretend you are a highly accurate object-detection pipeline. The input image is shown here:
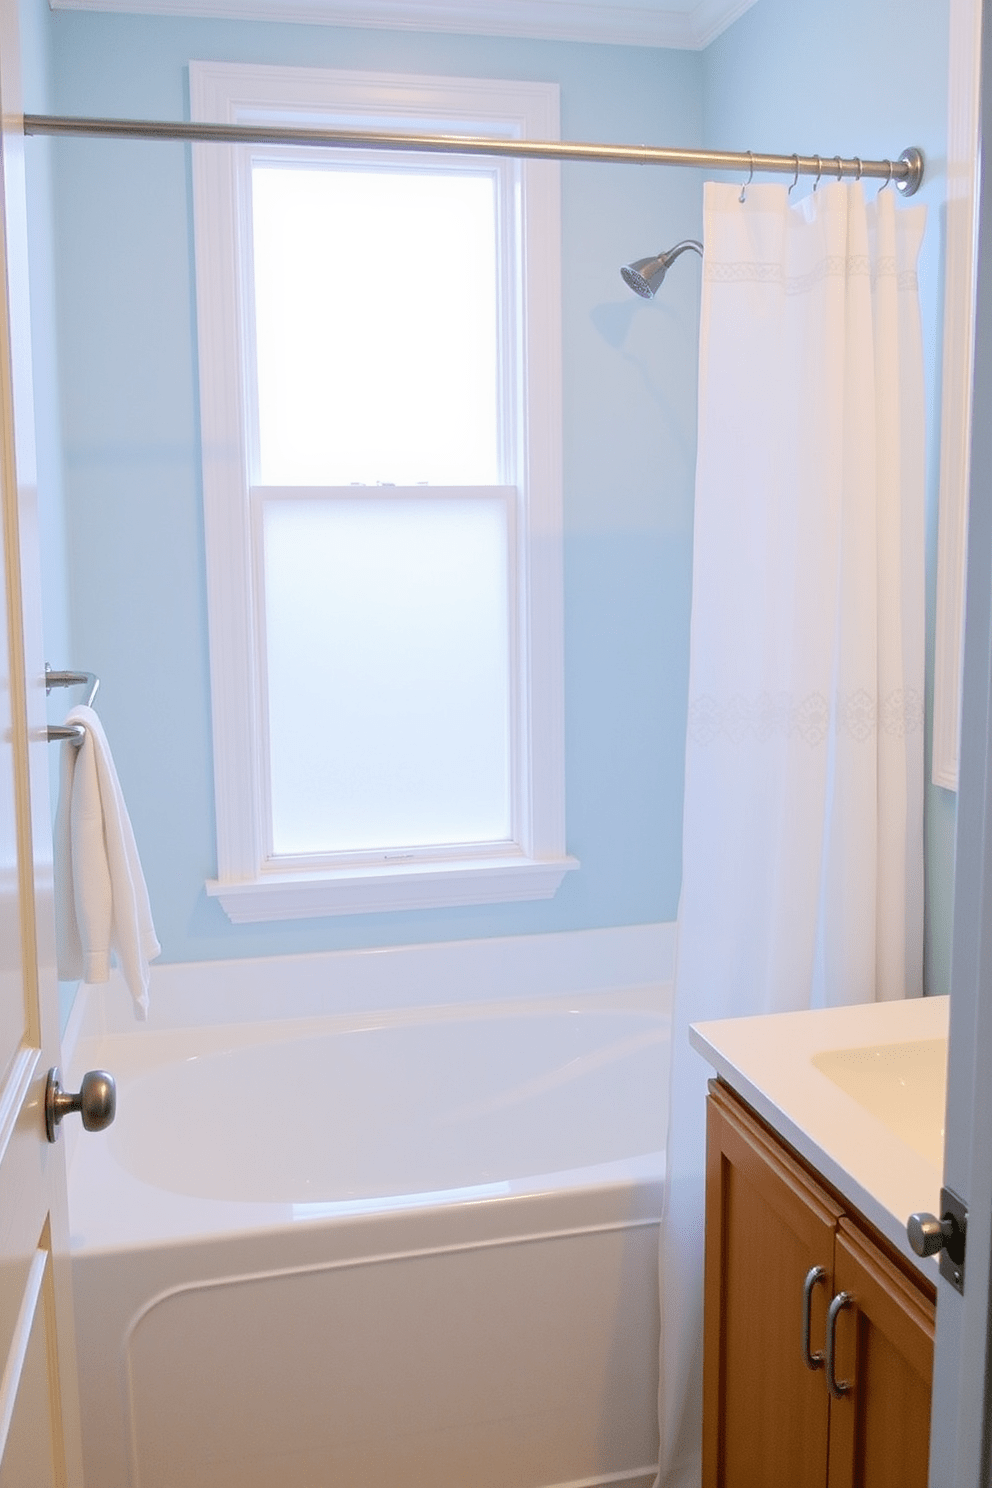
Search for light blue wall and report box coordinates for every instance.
[701,0,954,995]
[26,15,704,961]
[22,2,955,986]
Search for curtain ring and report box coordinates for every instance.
[739,150,754,204]
[788,154,800,195]
[880,159,893,191]
[834,155,843,182]
[853,157,863,181]
[812,154,822,192]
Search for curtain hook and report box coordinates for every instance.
[812,154,822,192]
[788,154,800,195]
[739,150,754,204]
[880,159,893,191]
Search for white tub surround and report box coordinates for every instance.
[65,926,672,1488]
[63,920,675,1045]
[690,994,948,1278]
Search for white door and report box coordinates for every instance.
[0,0,86,1481]
[929,2,992,1481]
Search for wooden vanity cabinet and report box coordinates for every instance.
[702,1080,935,1488]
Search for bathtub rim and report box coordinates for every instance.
[66,987,669,1259]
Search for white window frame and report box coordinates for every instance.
[190,61,575,921]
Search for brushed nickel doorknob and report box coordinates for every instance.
[907,1211,956,1258]
[906,1188,968,1294]
[45,1066,116,1143]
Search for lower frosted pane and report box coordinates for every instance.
[263,497,512,856]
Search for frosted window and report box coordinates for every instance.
[263,496,512,856]
[251,165,500,486]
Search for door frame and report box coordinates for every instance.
[0,0,85,1476]
[929,3,992,1481]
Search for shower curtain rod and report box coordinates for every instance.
[21,114,925,196]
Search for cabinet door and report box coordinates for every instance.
[703,1083,844,1488]
[826,1220,934,1488]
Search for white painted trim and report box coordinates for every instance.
[930,3,992,1473]
[0,1046,39,1169]
[0,1249,48,1463]
[47,0,756,52]
[206,853,579,920]
[687,0,756,48]
[190,63,568,920]
[931,0,981,792]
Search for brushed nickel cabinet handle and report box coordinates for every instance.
[824,1291,854,1399]
[801,1265,827,1370]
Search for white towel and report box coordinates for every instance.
[54,705,160,1019]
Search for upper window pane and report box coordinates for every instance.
[251,163,501,486]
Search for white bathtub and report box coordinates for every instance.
[65,938,669,1488]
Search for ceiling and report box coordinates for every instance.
[48,0,759,49]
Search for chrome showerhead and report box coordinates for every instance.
[620,239,703,298]
[621,254,671,298]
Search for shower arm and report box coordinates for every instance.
[661,240,704,268]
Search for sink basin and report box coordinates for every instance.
[812,1038,947,1168]
[690,997,949,1265]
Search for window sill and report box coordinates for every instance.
[206,854,580,923]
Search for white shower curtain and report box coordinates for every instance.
[656,179,927,1487]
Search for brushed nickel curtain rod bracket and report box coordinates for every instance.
[20,115,925,197]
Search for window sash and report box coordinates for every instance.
[252,485,520,868]
[246,155,509,489]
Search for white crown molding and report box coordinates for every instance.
[47,0,757,51]
[687,0,757,48]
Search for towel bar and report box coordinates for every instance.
[46,664,100,745]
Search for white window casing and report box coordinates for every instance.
[190,61,575,920]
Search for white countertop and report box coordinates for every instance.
[690,995,949,1278]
